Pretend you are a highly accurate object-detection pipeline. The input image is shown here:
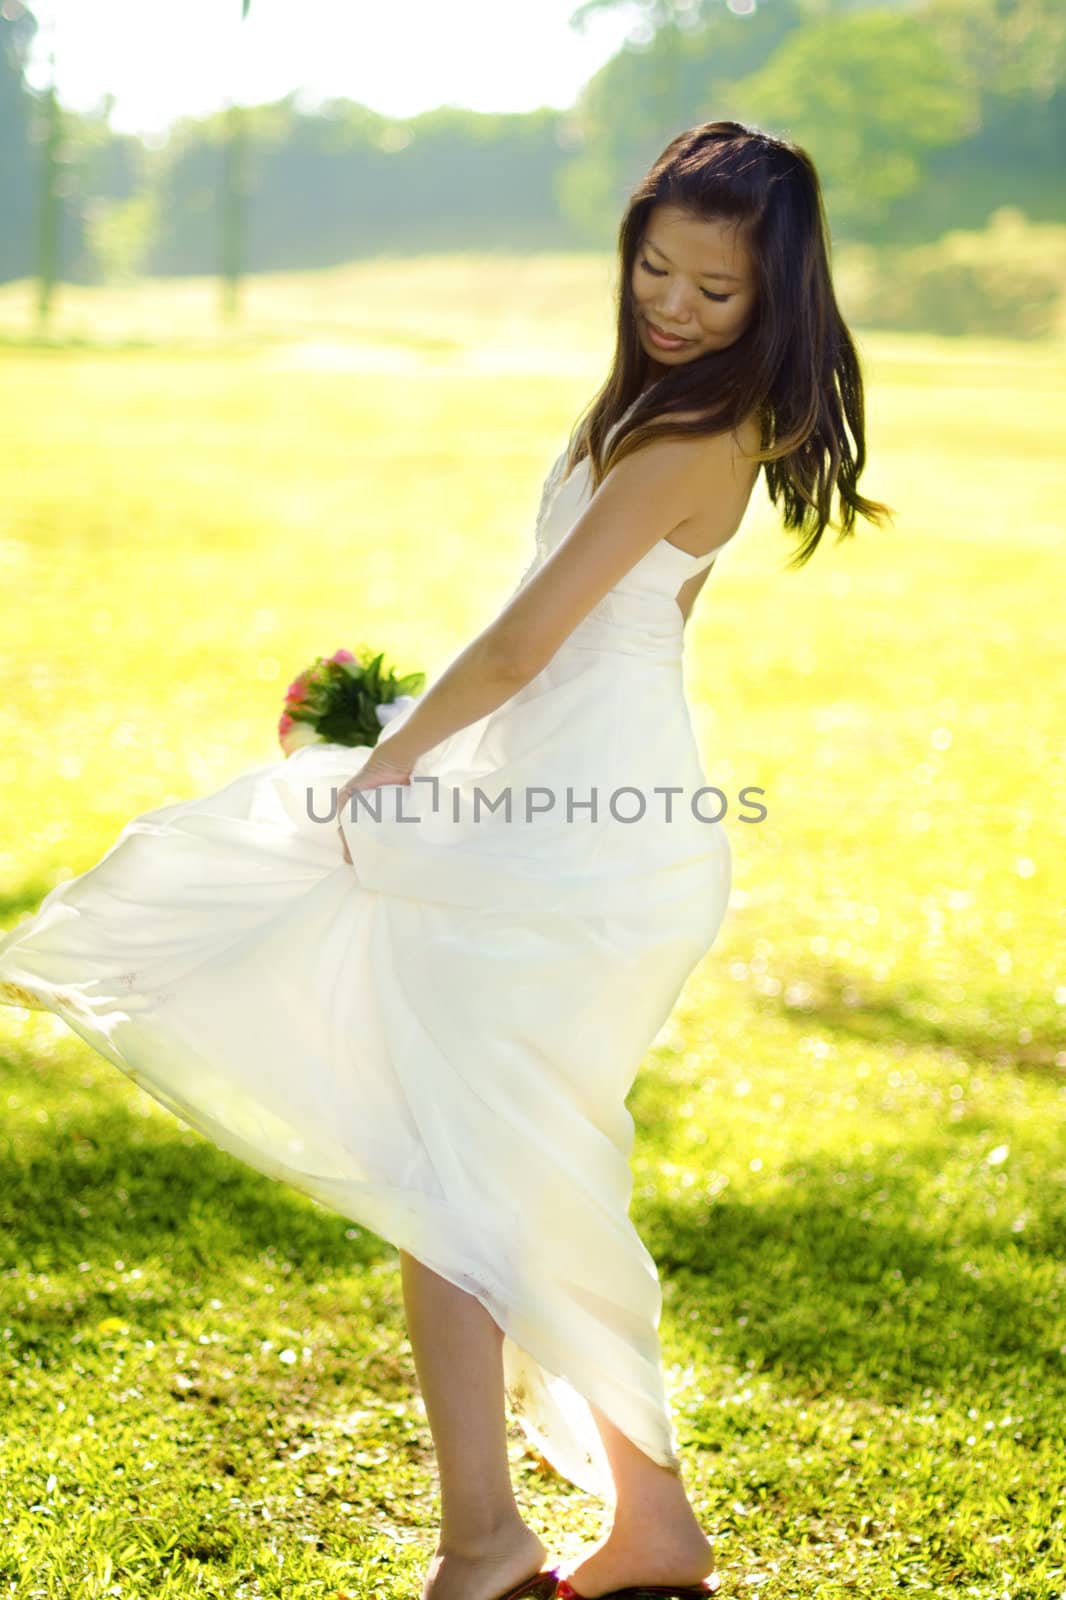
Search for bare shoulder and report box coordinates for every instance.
[613,409,761,511]
[604,407,760,503]
[659,408,763,557]
[655,407,762,467]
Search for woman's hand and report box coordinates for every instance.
[335,743,414,865]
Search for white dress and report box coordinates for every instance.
[0,406,738,1503]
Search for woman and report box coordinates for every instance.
[0,122,891,1600]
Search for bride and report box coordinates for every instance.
[0,120,891,1600]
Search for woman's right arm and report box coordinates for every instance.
[372,630,538,774]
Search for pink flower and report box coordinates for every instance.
[285,670,311,705]
[279,716,320,757]
[278,711,294,735]
[330,648,356,664]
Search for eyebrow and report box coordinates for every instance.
[644,238,743,284]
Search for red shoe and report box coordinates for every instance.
[554,1576,721,1599]
[492,1569,562,1600]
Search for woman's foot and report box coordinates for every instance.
[562,1525,717,1598]
[422,1521,550,1600]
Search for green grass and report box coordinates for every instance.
[0,261,1064,1598]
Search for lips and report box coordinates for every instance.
[645,317,692,344]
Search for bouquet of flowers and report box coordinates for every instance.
[278,646,424,757]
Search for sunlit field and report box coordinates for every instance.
[1,260,1063,1599]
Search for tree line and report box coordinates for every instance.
[0,0,1061,289]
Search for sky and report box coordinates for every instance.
[21,0,642,139]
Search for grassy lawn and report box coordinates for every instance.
[0,261,1063,1599]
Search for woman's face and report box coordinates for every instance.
[630,203,758,373]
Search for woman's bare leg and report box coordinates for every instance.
[561,1402,717,1597]
[399,1250,548,1600]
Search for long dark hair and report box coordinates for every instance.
[563,120,894,568]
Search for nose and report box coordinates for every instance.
[652,280,697,328]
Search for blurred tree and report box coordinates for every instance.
[33,5,61,334]
[83,182,157,286]
[730,8,976,231]
[146,101,581,275]
[561,0,806,243]
[562,0,1062,243]
[572,0,708,151]
[77,110,151,283]
[0,0,35,282]
[220,98,249,326]
[220,0,253,326]
[924,0,1065,100]
[13,8,150,303]
[900,0,1066,235]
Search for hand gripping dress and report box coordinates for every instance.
[0,406,738,1503]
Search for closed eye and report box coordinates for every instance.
[639,255,730,303]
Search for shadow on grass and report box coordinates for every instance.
[636,1145,1064,1416]
[762,959,1066,1082]
[0,1050,395,1291]
[2,1025,1062,1431]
